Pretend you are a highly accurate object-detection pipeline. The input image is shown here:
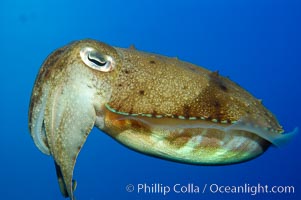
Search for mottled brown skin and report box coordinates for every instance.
[109,48,281,130]
[29,39,287,200]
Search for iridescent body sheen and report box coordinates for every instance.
[28,39,295,200]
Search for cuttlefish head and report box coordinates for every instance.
[28,40,121,199]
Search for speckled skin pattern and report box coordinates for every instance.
[29,39,287,199]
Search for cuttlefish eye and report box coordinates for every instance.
[80,47,115,72]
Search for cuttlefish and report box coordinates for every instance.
[28,39,296,199]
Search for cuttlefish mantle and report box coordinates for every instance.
[28,39,296,199]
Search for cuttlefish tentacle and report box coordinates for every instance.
[29,39,296,199]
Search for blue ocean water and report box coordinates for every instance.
[1,0,300,199]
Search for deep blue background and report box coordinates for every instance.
[1,0,300,199]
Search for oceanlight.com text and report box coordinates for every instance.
[208,183,294,195]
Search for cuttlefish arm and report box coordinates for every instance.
[29,39,295,199]
[29,40,120,199]
[43,72,96,199]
